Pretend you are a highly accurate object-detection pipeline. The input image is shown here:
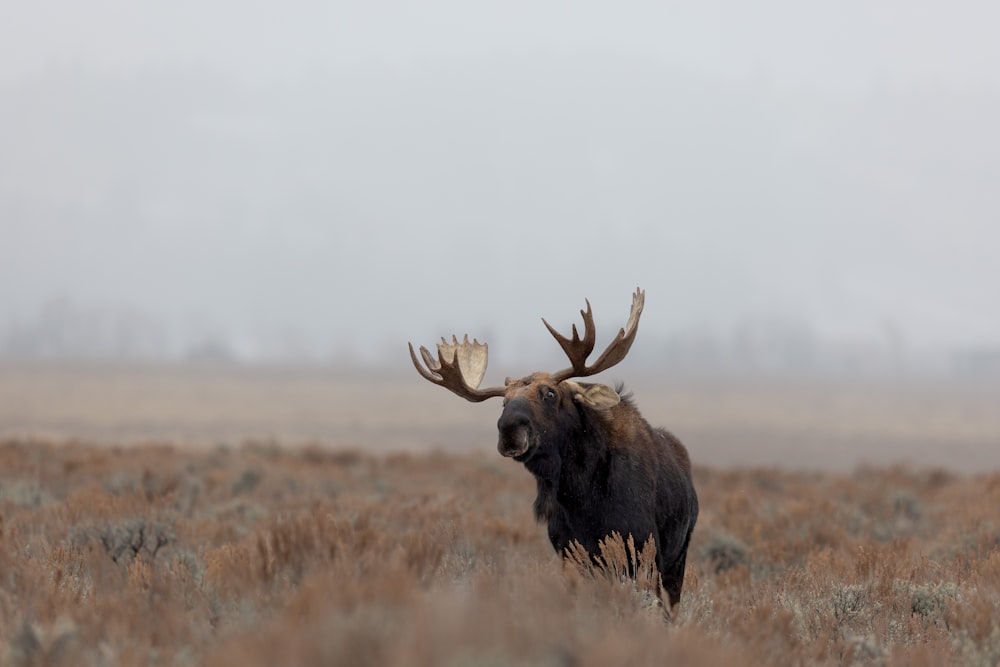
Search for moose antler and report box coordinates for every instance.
[547,287,645,382]
[408,335,507,403]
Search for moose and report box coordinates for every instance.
[409,288,698,608]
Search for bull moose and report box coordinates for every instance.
[408,288,698,608]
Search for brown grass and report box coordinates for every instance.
[3,363,999,472]
[2,438,999,666]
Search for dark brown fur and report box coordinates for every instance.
[497,373,698,608]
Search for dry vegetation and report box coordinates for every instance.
[2,438,999,666]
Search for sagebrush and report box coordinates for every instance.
[1,439,999,666]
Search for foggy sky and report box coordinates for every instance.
[2,1,998,366]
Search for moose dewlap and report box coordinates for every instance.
[409,288,699,609]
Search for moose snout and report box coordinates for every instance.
[497,401,533,458]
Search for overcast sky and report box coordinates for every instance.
[1,1,998,366]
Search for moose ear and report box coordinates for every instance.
[562,381,620,410]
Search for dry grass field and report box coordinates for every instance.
[1,363,999,665]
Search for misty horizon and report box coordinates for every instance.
[2,2,998,374]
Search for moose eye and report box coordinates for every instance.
[543,388,557,402]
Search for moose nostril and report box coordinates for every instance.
[498,423,532,458]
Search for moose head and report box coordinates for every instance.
[409,288,645,461]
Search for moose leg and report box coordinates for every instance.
[660,550,687,609]
[659,523,695,609]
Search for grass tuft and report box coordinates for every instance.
[1,439,999,666]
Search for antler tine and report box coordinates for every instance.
[408,335,506,403]
[542,299,597,374]
[550,287,645,382]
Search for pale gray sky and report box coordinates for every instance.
[1,1,998,366]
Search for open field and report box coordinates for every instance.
[2,362,999,471]
[2,439,1000,666]
[1,364,999,665]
